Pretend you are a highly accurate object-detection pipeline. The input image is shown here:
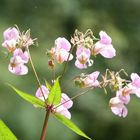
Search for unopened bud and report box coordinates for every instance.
[48,60,55,69]
[110,84,120,91]
[74,78,85,88]
[46,48,55,59]
[84,37,93,49]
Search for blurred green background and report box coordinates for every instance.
[0,0,140,140]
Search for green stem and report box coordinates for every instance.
[70,88,92,100]
[60,45,74,83]
[27,48,46,101]
[40,109,51,140]
[54,88,92,109]
[52,68,55,83]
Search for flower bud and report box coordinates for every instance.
[84,37,93,49]
[74,78,85,88]
[48,60,55,69]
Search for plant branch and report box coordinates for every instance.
[27,48,46,101]
[54,88,92,109]
[40,109,51,140]
[60,45,74,83]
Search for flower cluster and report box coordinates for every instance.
[2,25,140,140]
[109,73,140,117]
[74,70,140,117]
[2,26,34,75]
[35,85,73,119]
[71,30,116,69]
[74,71,100,88]
[47,29,116,69]
[2,27,140,119]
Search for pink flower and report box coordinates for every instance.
[3,27,19,41]
[7,48,29,75]
[35,85,49,101]
[128,73,140,97]
[55,105,71,119]
[116,73,140,99]
[13,48,29,63]
[61,93,73,109]
[76,47,90,63]
[83,71,100,87]
[2,39,16,53]
[35,86,73,119]
[116,87,131,105]
[54,48,73,63]
[75,47,92,69]
[93,31,116,58]
[99,31,112,44]
[55,37,71,52]
[2,27,34,51]
[2,27,34,76]
[109,73,140,117]
[8,56,28,75]
[109,86,133,117]
[75,60,88,69]
[109,97,128,117]
[55,93,73,119]
[130,73,140,88]
[48,37,73,64]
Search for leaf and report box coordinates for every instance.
[54,113,92,140]
[0,119,18,140]
[47,77,61,105]
[9,85,45,108]
[45,80,52,90]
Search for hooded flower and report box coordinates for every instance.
[93,31,116,58]
[8,56,28,75]
[128,73,140,97]
[48,37,73,64]
[55,37,71,52]
[54,48,73,63]
[75,47,92,69]
[54,93,73,119]
[7,48,29,75]
[3,27,19,41]
[2,39,17,53]
[131,73,140,88]
[83,71,100,87]
[35,85,50,101]
[109,86,132,118]
[109,96,128,118]
[2,27,19,52]
[13,48,29,63]
[116,87,131,105]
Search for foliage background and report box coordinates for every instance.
[0,0,140,140]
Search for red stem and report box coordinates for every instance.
[40,109,51,140]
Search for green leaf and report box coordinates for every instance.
[47,77,61,105]
[45,80,52,90]
[9,85,45,108]
[0,119,18,140]
[54,113,92,140]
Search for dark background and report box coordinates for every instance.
[0,0,140,140]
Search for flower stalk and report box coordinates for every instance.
[60,45,74,83]
[27,48,46,101]
[40,109,51,140]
